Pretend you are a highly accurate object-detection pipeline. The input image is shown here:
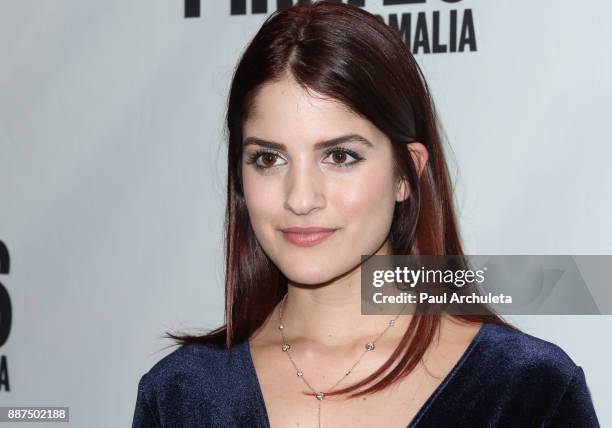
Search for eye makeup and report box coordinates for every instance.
[245,146,365,171]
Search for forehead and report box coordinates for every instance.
[243,76,383,145]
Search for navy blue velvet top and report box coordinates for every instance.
[131,322,600,427]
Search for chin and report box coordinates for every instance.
[278,261,337,285]
[283,256,366,286]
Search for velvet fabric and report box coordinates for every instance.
[131,322,600,427]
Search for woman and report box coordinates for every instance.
[132,2,599,427]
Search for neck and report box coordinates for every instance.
[279,267,412,349]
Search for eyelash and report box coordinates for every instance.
[245,147,365,170]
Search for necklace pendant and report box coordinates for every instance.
[365,341,375,351]
[316,392,325,401]
[281,343,290,352]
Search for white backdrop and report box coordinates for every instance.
[1,1,610,426]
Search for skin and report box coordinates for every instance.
[242,71,428,345]
[241,72,482,427]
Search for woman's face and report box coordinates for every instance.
[241,75,413,285]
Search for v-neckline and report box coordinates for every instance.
[243,321,489,428]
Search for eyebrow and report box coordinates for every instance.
[242,134,375,151]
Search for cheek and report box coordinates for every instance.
[243,172,277,221]
[242,171,285,250]
[329,169,396,220]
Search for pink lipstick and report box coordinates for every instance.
[281,227,337,247]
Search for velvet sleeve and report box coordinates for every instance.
[131,373,161,428]
[548,366,600,427]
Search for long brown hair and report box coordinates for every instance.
[166,1,515,399]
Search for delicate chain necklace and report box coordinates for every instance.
[277,293,408,428]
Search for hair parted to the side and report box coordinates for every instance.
[165,1,516,399]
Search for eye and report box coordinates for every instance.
[245,147,365,170]
[245,150,285,170]
[323,147,364,168]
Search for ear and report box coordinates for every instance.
[395,141,429,203]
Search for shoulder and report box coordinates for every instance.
[478,322,580,382]
[132,340,257,427]
[444,322,599,426]
[138,340,249,401]
[415,322,599,426]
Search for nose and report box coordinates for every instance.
[283,159,326,216]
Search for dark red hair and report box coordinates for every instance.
[166,1,515,399]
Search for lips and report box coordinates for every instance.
[280,227,338,247]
